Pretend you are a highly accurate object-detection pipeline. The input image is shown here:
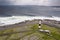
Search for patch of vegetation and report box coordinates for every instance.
[0,24,60,40]
[31,24,38,31]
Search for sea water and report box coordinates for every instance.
[0,6,60,26]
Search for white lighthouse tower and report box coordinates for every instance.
[38,21,42,29]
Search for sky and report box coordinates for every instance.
[0,0,60,6]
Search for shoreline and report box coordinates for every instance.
[0,16,60,25]
[0,19,60,30]
[0,19,40,30]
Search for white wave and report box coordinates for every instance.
[0,16,60,26]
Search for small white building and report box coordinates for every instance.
[39,29,50,34]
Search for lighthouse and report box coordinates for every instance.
[38,21,42,29]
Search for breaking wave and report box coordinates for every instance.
[0,16,60,26]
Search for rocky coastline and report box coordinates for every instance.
[0,19,60,30]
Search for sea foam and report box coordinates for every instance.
[0,16,60,26]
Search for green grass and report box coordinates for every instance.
[0,24,60,40]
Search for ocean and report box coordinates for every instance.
[0,5,60,17]
[0,5,60,26]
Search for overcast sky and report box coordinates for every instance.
[0,0,60,6]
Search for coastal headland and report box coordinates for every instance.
[0,19,60,40]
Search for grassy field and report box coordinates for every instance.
[0,24,60,40]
